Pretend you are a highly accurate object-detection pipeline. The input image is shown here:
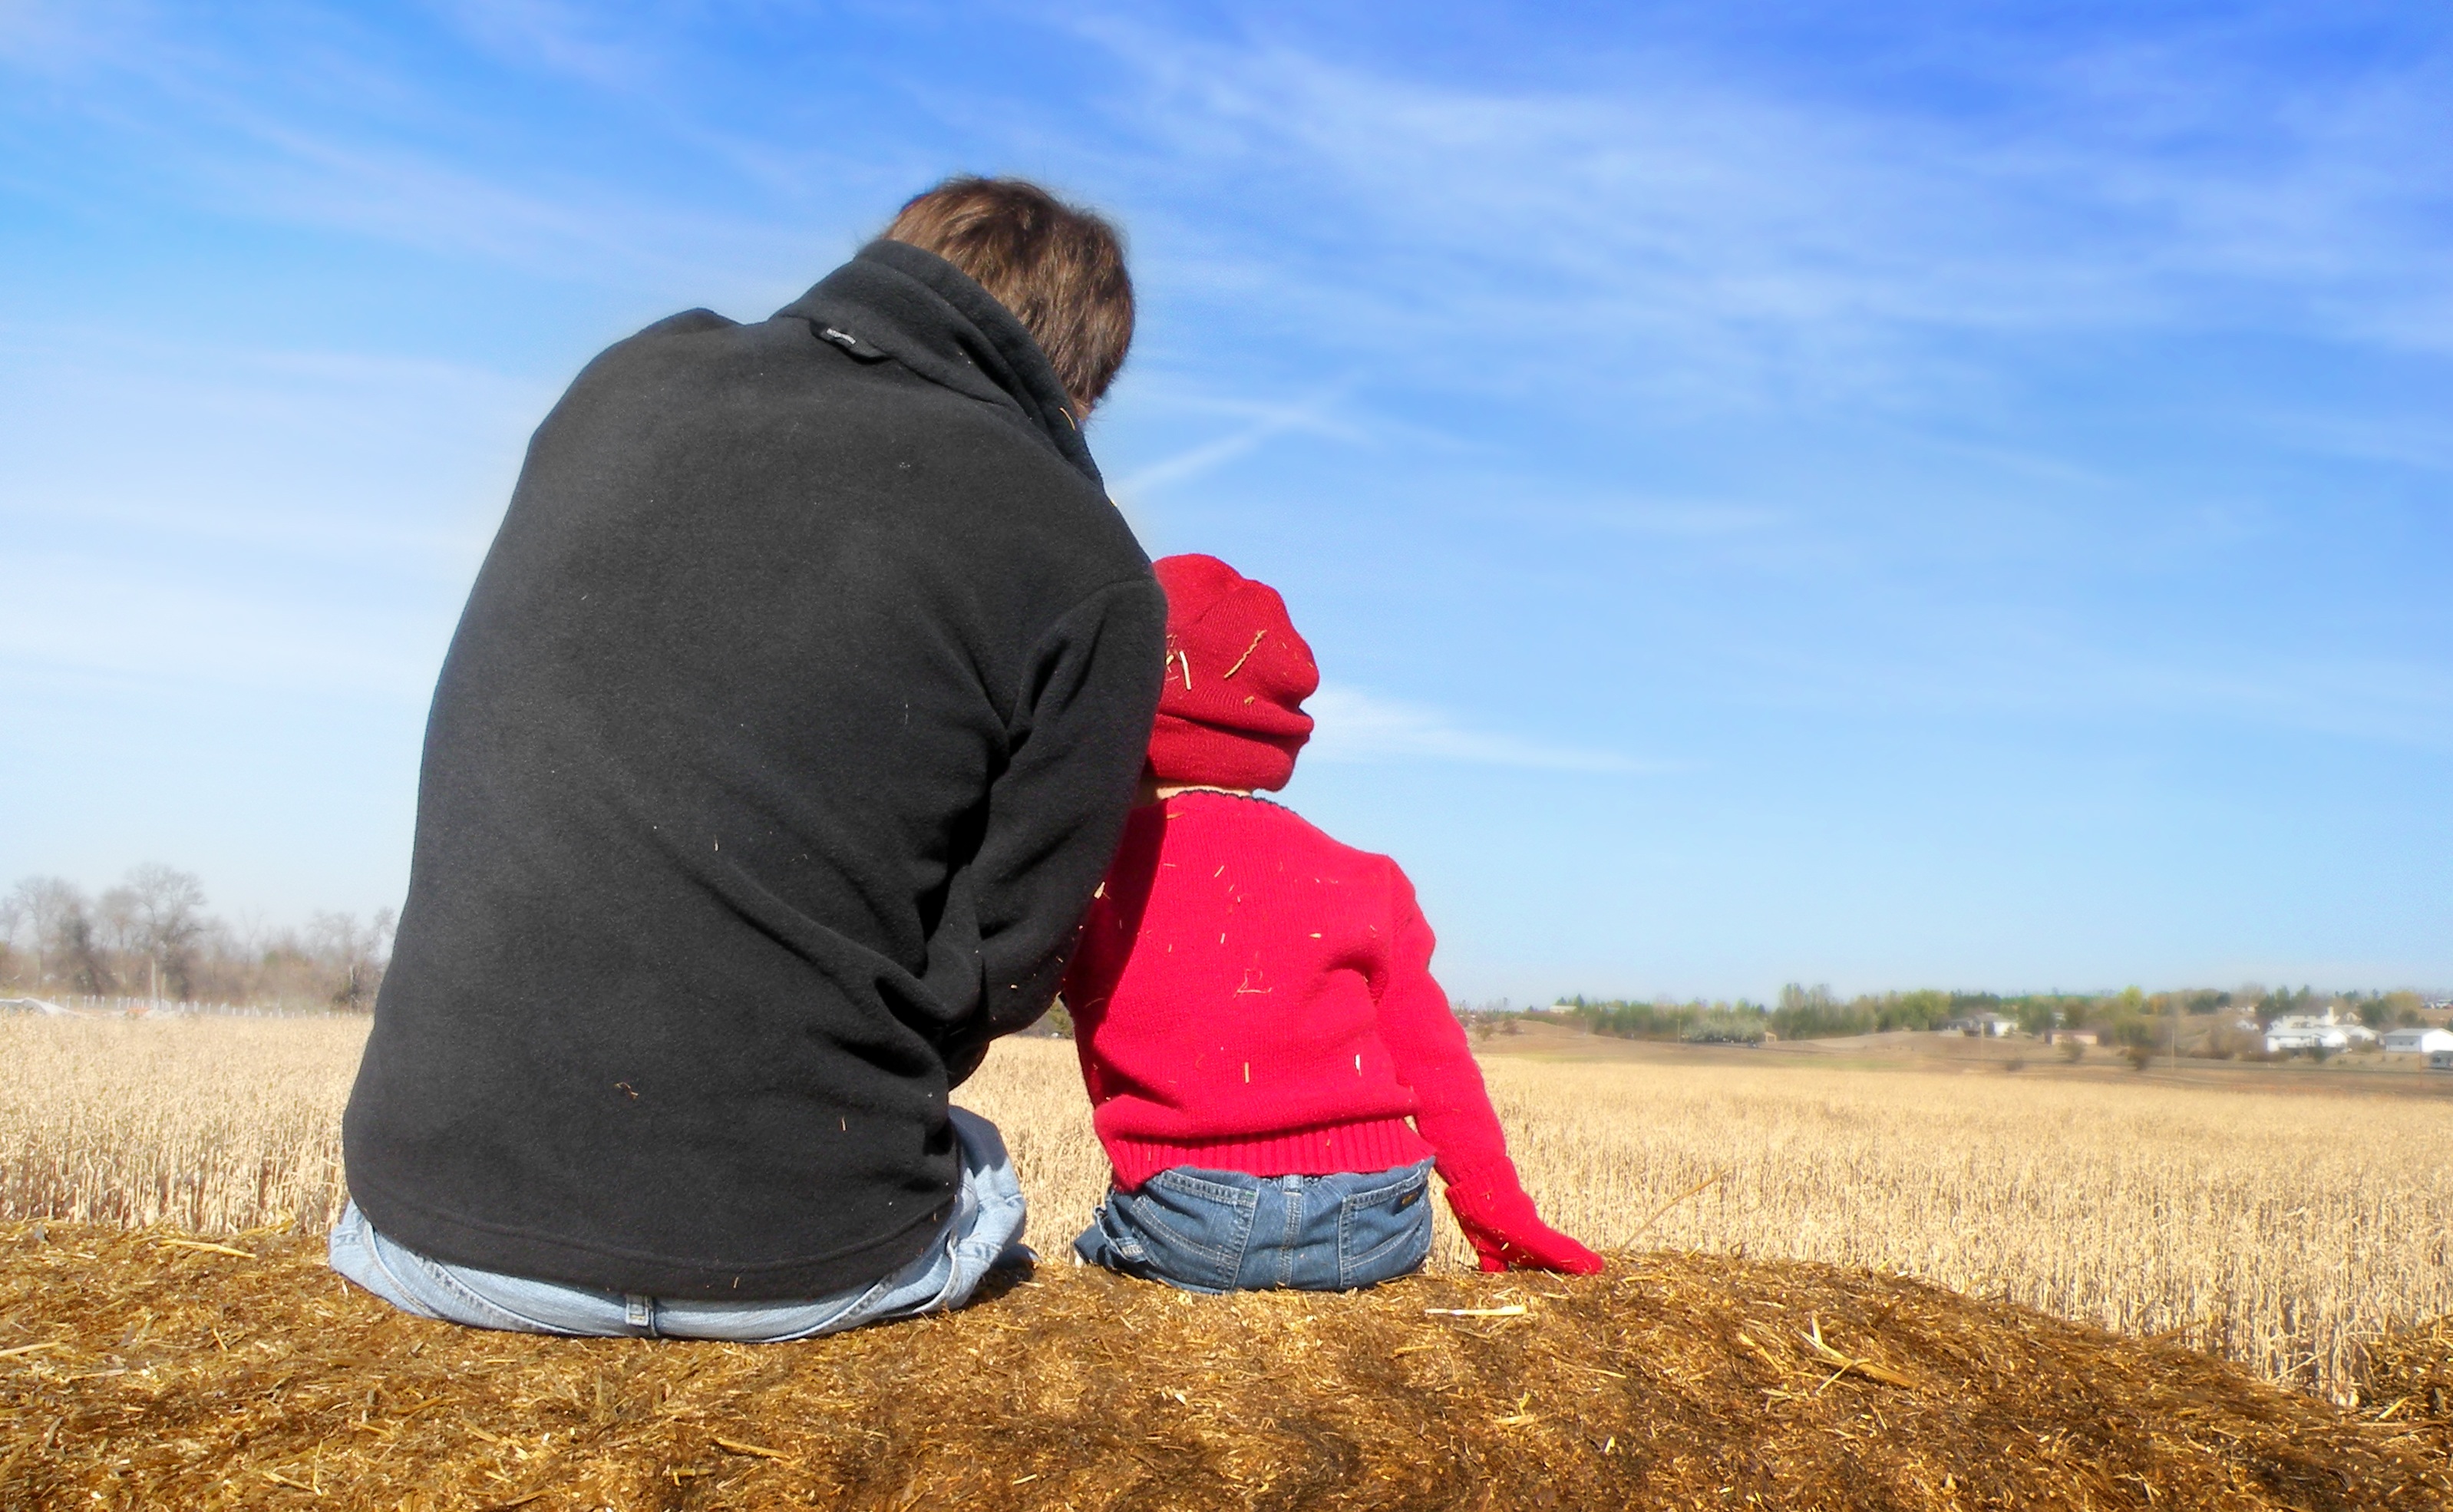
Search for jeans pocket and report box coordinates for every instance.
[1337,1163,1434,1289]
[1106,1173,1258,1293]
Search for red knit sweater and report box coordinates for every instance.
[1062,791,1513,1192]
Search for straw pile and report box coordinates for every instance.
[2359,1313,2453,1459]
[4,1222,2445,1510]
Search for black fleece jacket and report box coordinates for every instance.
[342,241,1165,1299]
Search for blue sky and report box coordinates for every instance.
[2,2,2446,1001]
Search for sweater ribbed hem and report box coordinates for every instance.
[1103,1117,1434,1191]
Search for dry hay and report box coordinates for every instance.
[4,1223,2446,1511]
[2360,1315,2453,1458]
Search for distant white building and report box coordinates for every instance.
[2265,1025,2350,1055]
[2383,1027,2453,1056]
[2269,1007,2340,1031]
[2263,1004,2375,1055]
[1944,1013,2016,1038]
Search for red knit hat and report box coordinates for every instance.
[1148,554,1318,791]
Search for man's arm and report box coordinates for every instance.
[935,575,1167,1084]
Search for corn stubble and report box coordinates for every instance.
[0,1016,358,1236]
[1466,1057,2453,1403]
[6,1019,2451,1403]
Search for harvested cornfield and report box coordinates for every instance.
[10,1018,2453,1403]
[0,1015,358,1233]
[1466,1054,2453,1400]
[2,1223,2445,1512]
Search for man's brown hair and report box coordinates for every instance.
[883,176,1134,411]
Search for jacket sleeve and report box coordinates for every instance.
[935,575,1167,1084]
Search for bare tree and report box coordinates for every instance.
[95,886,141,956]
[306,910,389,1009]
[124,864,209,1002]
[59,897,113,995]
[0,889,21,983]
[9,876,85,989]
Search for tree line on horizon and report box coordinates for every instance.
[1529,982,2443,1052]
[1,867,392,1010]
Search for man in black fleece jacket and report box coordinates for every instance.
[332,179,1166,1337]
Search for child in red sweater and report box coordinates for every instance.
[1062,553,1603,1292]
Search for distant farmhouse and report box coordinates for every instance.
[2263,1023,2347,1054]
[2263,1005,2377,1056]
[1943,1012,2016,1038]
[2382,1026,2453,1057]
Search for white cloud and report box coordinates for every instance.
[1107,384,1362,500]
[1555,500,1788,541]
[0,7,894,305]
[1733,622,2453,754]
[0,0,142,67]
[0,550,449,702]
[0,329,543,570]
[424,0,653,89]
[1061,9,2453,427]
[1303,683,1648,773]
[22,5,2446,411]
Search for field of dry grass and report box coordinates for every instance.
[1470,1054,2453,1401]
[5,1013,2450,1401]
[0,1015,358,1234]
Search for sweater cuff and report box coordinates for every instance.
[1104,1117,1434,1191]
[1434,1154,1530,1203]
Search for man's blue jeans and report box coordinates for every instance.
[1074,1160,1435,1294]
[328,1107,1030,1341]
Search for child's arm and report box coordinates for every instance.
[1373,869,1603,1275]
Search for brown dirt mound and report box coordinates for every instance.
[2,1222,2444,1511]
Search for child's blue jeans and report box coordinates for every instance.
[1074,1160,1435,1293]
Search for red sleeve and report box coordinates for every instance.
[1371,861,1606,1275]
[1369,863,1512,1183]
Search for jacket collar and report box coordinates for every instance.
[774,240,1101,487]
